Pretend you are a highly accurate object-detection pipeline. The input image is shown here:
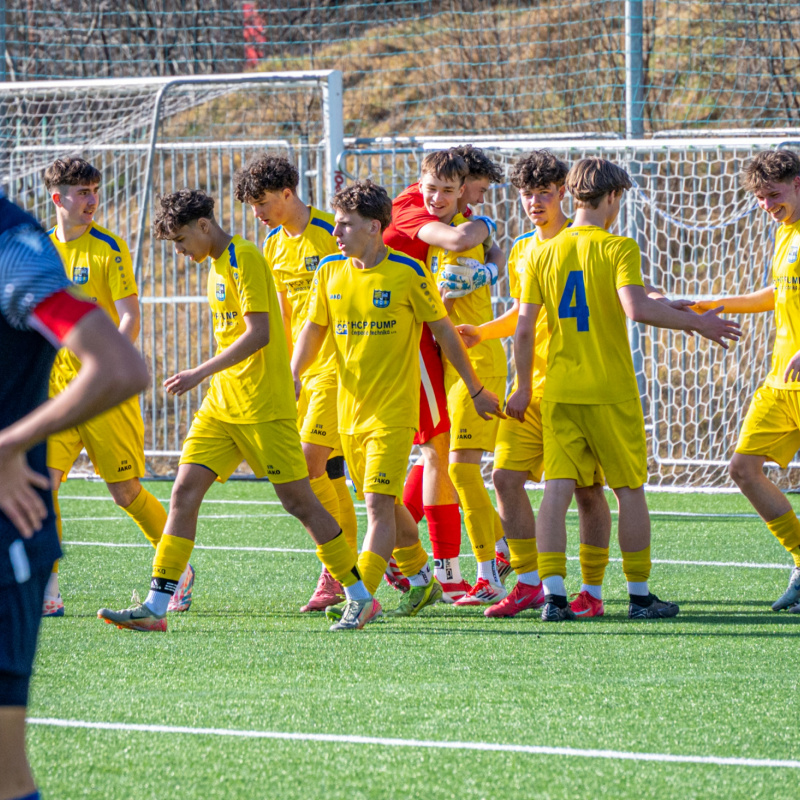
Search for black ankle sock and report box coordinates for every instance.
[150,576,177,596]
[629,592,652,607]
[546,593,568,609]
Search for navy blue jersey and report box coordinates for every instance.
[0,197,70,586]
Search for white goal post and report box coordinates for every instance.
[0,71,344,472]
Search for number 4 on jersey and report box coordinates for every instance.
[558,270,590,332]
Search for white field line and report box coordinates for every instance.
[60,495,367,508]
[26,717,800,770]
[60,539,789,569]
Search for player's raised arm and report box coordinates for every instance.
[427,315,504,421]
[619,284,742,348]
[691,286,775,314]
[506,300,541,421]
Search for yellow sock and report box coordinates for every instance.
[508,537,538,575]
[152,534,195,582]
[580,544,609,586]
[493,509,505,544]
[317,532,359,587]
[449,462,495,562]
[621,546,651,584]
[538,551,567,581]
[766,510,800,557]
[332,475,358,555]
[52,491,62,573]
[791,547,800,569]
[393,542,429,578]
[309,473,340,527]
[357,549,388,595]
[124,487,167,549]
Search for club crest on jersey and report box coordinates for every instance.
[789,245,799,264]
[304,256,320,272]
[72,266,89,285]
[215,282,226,301]
[373,290,391,308]
[430,255,439,273]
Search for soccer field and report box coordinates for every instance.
[28,479,800,799]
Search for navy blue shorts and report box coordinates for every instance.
[0,562,51,707]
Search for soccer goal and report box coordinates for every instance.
[342,133,800,490]
[0,71,345,471]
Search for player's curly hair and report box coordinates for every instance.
[510,151,569,191]
[153,189,216,239]
[742,150,800,192]
[233,153,299,202]
[330,180,392,232]
[566,158,632,209]
[452,144,504,183]
[420,150,469,185]
[44,157,101,192]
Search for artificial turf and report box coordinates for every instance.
[27,479,800,799]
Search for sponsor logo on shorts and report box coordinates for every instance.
[373,290,391,308]
[305,256,320,272]
[118,463,132,472]
[374,471,391,485]
[216,282,226,301]
[457,427,472,441]
[311,427,327,436]
[73,265,89,285]
[267,465,281,476]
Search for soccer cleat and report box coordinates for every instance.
[570,590,605,618]
[42,594,65,618]
[628,593,680,620]
[771,567,800,611]
[325,602,344,622]
[495,552,513,585]
[384,556,411,593]
[391,580,443,616]
[484,580,545,617]
[167,563,195,613]
[541,599,576,621]
[453,577,507,607]
[97,591,167,632]
[301,567,345,613]
[440,579,473,604]
[329,597,382,631]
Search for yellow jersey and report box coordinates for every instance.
[263,207,339,376]
[508,220,571,398]
[48,222,136,393]
[429,213,506,379]
[766,219,800,390]
[308,246,448,434]
[520,224,644,405]
[202,235,296,424]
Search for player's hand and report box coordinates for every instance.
[442,258,498,299]
[665,298,696,312]
[784,350,800,382]
[690,299,718,313]
[692,306,742,349]
[0,445,50,539]
[163,368,204,396]
[292,373,303,401]
[506,387,532,422]
[456,323,483,349]
[471,386,506,421]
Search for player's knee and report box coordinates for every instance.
[728,455,756,487]
[108,478,141,508]
[277,484,310,521]
[492,468,524,499]
[325,456,345,481]
[574,484,606,513]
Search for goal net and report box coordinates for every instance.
[343,135,794,490]
[1,71,344,474]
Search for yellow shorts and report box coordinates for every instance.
[47,395,145,483]
[445,373,506,452]
[340,427,415,501]
[736,385,800,468]
[542,398,646,489]
[180,409,308,484]
[298,370,342,456]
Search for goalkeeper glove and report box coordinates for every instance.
[442,257,499,298]
[472,215,496,250]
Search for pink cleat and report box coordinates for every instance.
[301,567,345,612]
[440,579,473,604]
[383,556,410,593]
[484,580,545,617]
[167,563,195,613]
[570,590,605,618]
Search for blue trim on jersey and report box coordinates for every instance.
[227,242,238,269]
[319,253,346,268]
[310,216,334,234]
[388,251,425,277]
[47,226,56,235]
[265,226,282,243]
[513,231,537,246]
[89,227,121,252]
